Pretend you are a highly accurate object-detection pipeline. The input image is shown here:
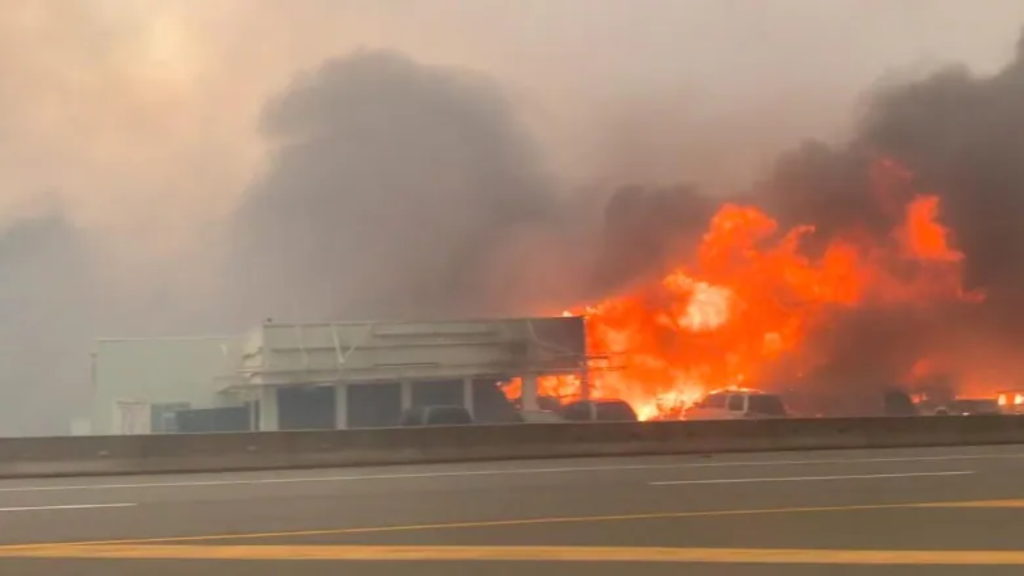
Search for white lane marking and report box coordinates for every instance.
[0,453,1016,493]
[0,503,136,512]
[650,470,975,486]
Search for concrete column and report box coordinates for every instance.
[400,380,413,411]
[463,377,475,417]
[334,383,348,429]
[579,369,592,401]
[248,399,258,431]
[522,375,539,411]
[258,387,279,432]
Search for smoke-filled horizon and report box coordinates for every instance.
[2,2,1024,434]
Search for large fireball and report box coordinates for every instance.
[517,159,983,420]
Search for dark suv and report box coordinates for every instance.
[934,398,1000,416]
[560,399,638,422]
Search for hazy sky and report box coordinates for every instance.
[3,1,1024,435]
[4,0,1024,252]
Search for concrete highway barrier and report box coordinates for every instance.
[1,415,1024,478]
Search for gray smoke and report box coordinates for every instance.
[763,32,1024,294]
[592,184,715,293]
[752,30,1024,408]
[229,51,586,322]
[0,214,97,435]
[574,31,1024,412]
[862,33,1024,298]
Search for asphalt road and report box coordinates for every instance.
[1,444,1024,574]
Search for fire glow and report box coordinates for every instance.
[515,160,985,420]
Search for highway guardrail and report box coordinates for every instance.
[1,415,1023,478]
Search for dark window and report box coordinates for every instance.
[412,380,463,408]
[176,406,250,433]
[595,401,637,421]
[348,383,402,428]
[562,402,593,421]
[704,394,727,409]
[747,395,786,416]
[277,386,336,430]
[151,402,190,433]
[471,380,522,424]
[727,395,745,411]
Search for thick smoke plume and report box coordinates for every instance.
[230,51,586,322]
[767,34,1024,292]
[864,35,1024,297]
[592,184,715,294]
[745,31,1024,408]
[569,31,1024,415]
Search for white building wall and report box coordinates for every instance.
[91,317,587,433]
[239,317,586,387]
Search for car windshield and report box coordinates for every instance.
[561,402,592,421]
[595,402,637,421]
[704,394,728,408]
[747,395,786,416]
[951,400,998,412]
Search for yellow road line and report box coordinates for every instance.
[3,544,1024,565]
[918,499,1024,508]
[0,502,927,550]
[2,497,1022,551]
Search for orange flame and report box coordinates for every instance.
[535,161,983,419]
[897,195,963,262]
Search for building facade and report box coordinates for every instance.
[91,316,587,435]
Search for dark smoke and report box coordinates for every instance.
[864,34,1024,299]
[752,30,1024,409]
[582,31,1024,412]
[592,184,715,293]
[765,31,1024,295]
[230,51,585,322]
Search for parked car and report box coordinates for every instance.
[399,405,474,427]
[560,399,638,422]
[996,390,1024,415]
[934,398,1000,416]
[684,390,787,420]
[883,389,918,416]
